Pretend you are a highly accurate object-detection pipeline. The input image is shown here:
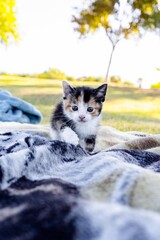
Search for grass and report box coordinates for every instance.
[0,75,160,133]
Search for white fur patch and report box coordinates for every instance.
[49,127,59,140]
[75,116,101,139]
[60,127,79,145]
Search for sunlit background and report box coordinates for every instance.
[0,0,160,88]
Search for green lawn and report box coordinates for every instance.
[0,75,160,133]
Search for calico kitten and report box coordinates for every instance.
[51,81,107,152]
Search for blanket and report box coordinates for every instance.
[0,89,42,123]
[0,122,160,240]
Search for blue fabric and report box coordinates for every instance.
[0,89,43,123]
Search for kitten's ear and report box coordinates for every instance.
[62,81,74,98]
[94,84,107,102]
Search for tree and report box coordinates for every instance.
[72,0,160,82]
[0,0,18,45]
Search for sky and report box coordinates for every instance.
[0,0,160,87]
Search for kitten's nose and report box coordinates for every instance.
[78,115,86,121]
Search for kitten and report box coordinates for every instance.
[51,81,107,152]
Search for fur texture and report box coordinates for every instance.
[51,81,107,152]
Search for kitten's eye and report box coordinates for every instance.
[72,106,78,111]
[87,107,94,112]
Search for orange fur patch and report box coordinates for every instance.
[87,98,101,116]
[63,97,72,112]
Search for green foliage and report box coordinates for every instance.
[133,0,160,31]
[38,68,67,80]
[151,82,160,88]
[73,0,160,82]
[109,76,134,86]
[77,76,103,82]
[73,0,116,36]
[123,81,134,87]
[95,76,104,82]
[0,0,18,44]
[110,75,122,84]
[0,69,77,81]
[73,0,160,40]
[66,76,76,81]
[85,76,96,81]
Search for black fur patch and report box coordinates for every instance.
[85,135,96,152]
[51,102,76,131]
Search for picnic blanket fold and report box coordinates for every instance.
[0,123,160,240]
[0,89,42,123]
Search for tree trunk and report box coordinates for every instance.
[104,44,116,83]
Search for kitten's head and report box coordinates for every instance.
[62,81,107,123]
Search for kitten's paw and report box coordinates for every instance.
[60,127,79,145]
[49,128,59,140]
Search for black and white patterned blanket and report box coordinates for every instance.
[1,129,160,240]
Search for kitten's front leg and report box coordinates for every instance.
[60,127,79,146]
[85,135,96,152]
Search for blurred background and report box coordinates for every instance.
[0,0,160,132]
